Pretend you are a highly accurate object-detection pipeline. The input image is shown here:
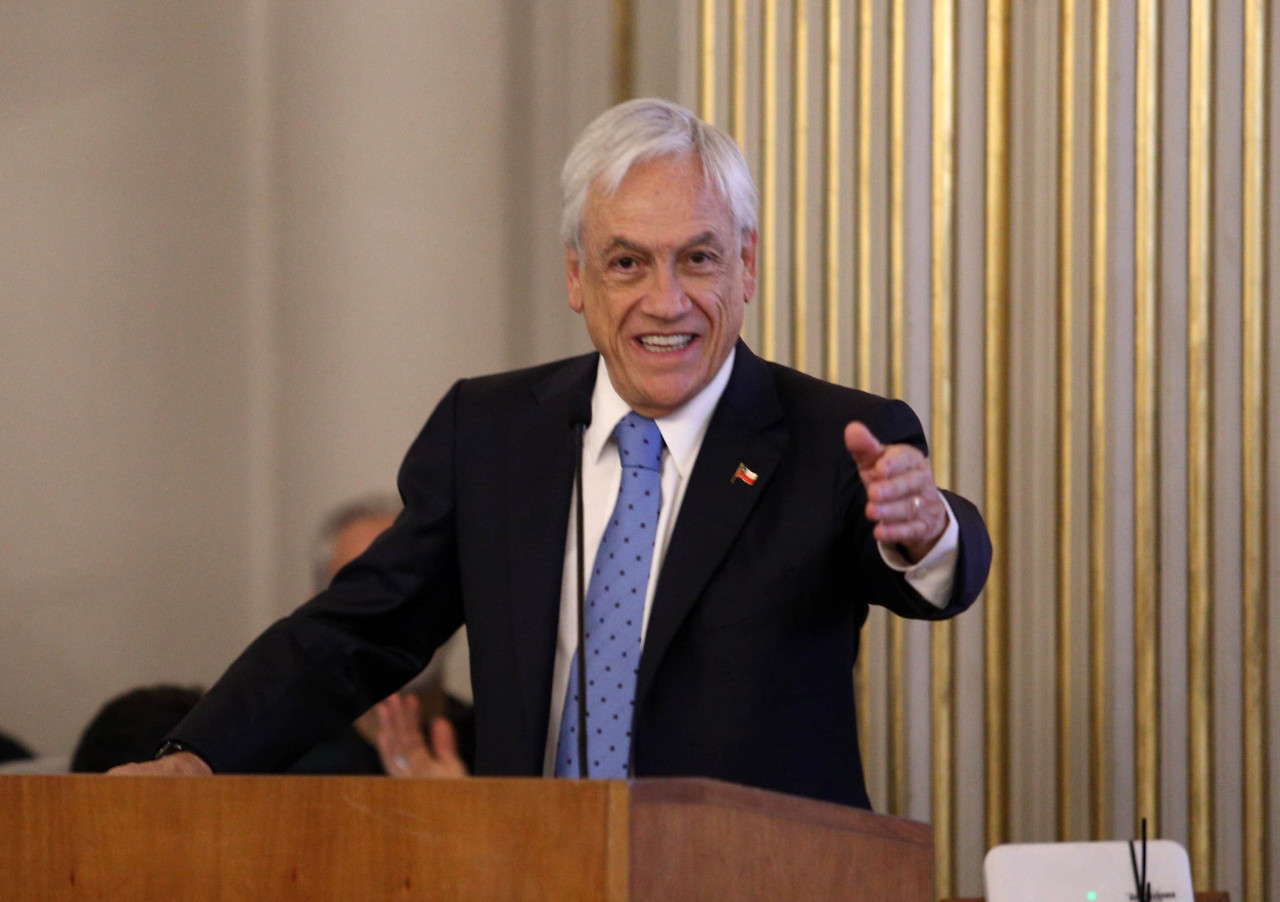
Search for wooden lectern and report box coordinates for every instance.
[0,775,932,900]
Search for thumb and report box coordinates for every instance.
[844,421,884,471]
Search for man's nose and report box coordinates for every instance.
[642,260,691,318]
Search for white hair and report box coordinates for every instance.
[312,493,402,592]
[560,98,758,249]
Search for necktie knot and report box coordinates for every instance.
[613,412,663,471]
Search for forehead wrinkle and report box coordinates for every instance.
[582,158,736,256]
[597,229,728,259]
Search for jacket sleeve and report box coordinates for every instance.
[838,397,991,622]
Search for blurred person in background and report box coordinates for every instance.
[291,495,473,776]
[0,728,32,766]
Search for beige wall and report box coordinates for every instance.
[269,2,519,619]
[0,0,623,758]
[1,3,266,758]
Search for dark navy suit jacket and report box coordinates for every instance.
[171,342,990,808]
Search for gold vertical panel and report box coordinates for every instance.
[856,0,874,391]
[762,0,780,360]
[831,0,861,746]
[732,0,748,147]
[886,0,910,820]
[1087,0,1110,842]
[931,5,956,479]
[931,0,957,894]
[888,615,907,816]
[1241,1,1270,899]
[825,0,841,384]
[1185,0,1213,887]
[792,0,810,372]
[1054,0,1076,843]
[890,0,906,403]
[1132,0,1161,834]
[612,0,634,104]
[700,0,716,120]
[984,0,1013,852]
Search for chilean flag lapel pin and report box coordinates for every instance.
[731,462,758,486]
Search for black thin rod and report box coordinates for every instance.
[575,422,589,778]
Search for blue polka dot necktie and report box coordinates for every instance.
[555,411,663,778]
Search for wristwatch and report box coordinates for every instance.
[153,739,196,760]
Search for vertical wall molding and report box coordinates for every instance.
[699,0,716,117]
[614,0,636,102]
[1185,0,1215,886]
[732,0,748,142]
[887,0,910,821]
[1087,0,1111,844]
[1132,0,1162,835]
[1054,0,1077,843]
[984,0,1013,853]
[760,0,780,360]
[687,2,1274,896]
[792,0,810,371]
[931,0,959,893]
[856,0,874,391]
[1240,1,1270,898]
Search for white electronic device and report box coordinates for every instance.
[984,839,1194,902]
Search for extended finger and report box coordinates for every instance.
[428,718,458,760]
[382,696,408,734]
[426,718,468,777]
[400,693,421,725]
[379,697,421,754]
[860,443,929,481]
[863,468,934,510]
[375,699,396,740]
[867,493,932,525]
[873,517,939,546]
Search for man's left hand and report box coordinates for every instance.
[845,421,949,564]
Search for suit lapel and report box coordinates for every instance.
[505,355,597,758]
[634,344,786,712]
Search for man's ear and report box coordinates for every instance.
[740,229,759,304]
[565,245,584,313]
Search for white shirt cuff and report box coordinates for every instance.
[876,493,960,609]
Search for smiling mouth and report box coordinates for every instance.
[638,334,695,352]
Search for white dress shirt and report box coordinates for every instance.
[541,350,960,773]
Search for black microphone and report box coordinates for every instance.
[568,398,591,778]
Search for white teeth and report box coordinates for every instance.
[639,334,694,351]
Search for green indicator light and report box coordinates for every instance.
[1087,893,1097,901]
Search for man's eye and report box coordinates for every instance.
[688,251,716,266]
[613,256,638,271]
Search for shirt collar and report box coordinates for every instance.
[587,348,736,479]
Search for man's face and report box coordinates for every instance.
[566,153,758,419]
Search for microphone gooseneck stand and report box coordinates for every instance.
[573,416,589,778]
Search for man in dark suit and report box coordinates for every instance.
[115,99,989,810]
